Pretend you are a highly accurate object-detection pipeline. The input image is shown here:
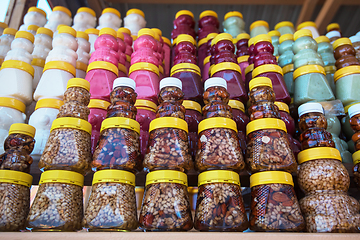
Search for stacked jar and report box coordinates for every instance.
[297,21,320,39]
[349,103,360,187]
[117,27,133,72]
[249,20,269,38]
[183,100,202,162]
[274,21,295,36]
[151,28,165,80]
[326,23,342,42]
[115,30,128,77]
[222,11,246,38]
[0,28,17,66]
[201,33,218,81]
[235,33,250,83]
[75,31,90,78]
[245,37,255,92]
[278,34,294,97]
[197,10,219,41]
[268,30,280,57]
[195,77,248,231]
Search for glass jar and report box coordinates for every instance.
[297,21,319,39]
[293,65,335,106]
[274,21,295,36]
[278,34,294,68]
[0,170,32,231]
[83,170,138,231]
[223,11,245,38]
[249,171,305,231]
[0,123,35,173]
[334,66,360,106]
[26,170,84,231]
[333,38,360,70]
[282,64,294,97]
[250,20,269,38]
[350,35,360,62]
[228,100,249,155]
[268,30,280,56]
[196,117,245,173]
[183,100,202,161]
[139,170,193,231]
[194,170,248,231]
[237,55,249,83]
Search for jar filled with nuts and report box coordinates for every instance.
[249,171,305,231]
[248,77,281,121]
[26,170,84,231]
[0,123,36,173]
[0,170,32,231]
[228,99,249,155]
[83,170,138,231]
[297,147,360,232]
[246,118,297,173]
[139,170,193,231]
[298,102,335,150]
[92,117,141,172]
[194,170,248,231]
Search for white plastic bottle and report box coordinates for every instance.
[96,8,121,31]
[0,22,8,36]
[26,25,39,35]
[44,6,72,32]
[0,31,34,105]
[0,28,17,66]
[124,9,146,36]
[72,7,97,32]
[0,97,26,154]
[76,31,90,78]
[34,26,78,101]
[19,7,47,31]
[85,28,99,54]
[28,98,63,161]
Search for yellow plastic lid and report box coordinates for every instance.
[293,65,325,80]
[235,33,250,41]
[176,34,196,45]
[297,21,317,31]
[28,7,46,17]
[102,8,120,18]
[126,9,145,18]
[3,28,17,36]
[39,170,84,187]
[344,102,360,114]
[27,25,39,32]
[203,55,211,65]
[146,170,187,186]
[51,117,92,135]
[182,100,201,113]
[327,23,340,32]
[149,117,188,133]
[15,31,34,43]
[206,33,218,41]
[131,35,137,41]
[324,66,336,74]
[274,21,294,30]
[8,123,35,138]
[99,27,116,38]
[249,76,273,90]
[56,24,67,31]
[76,61,88,72]
[76,31,89,41]
[0,170,32,187]
[53,6,71,17]
[198,170,240,187]
[36,27,53,38]
[224,11,243,20]
[353,150,360,165]
[253,34,272,46]
[0,97,25,113]
[170,63,200,76]
[135,99,157,110]
[334,65,360,82]
[199,10,218,19]
[151,28,162,37]
[137,28,155,39]
[246,118,287,135]
[88,99,110,110]
[282,64,294,74]
[274,101,289,113]
[35,98,64,110]
[116,31,124,41]
[175,10,194,19]
[88,61,117,76]
[85,28,99,35]
[279,34,294,44]
[250,171,294,188]
[198,37,208,47]
[294,29,312,41]
[268,30,280,37]
[152,31,160,41]
[252,64,283,78]
[298,147,341,164]
[210,62,241,76]
[188,186,198,194]
[92,169,135,186]
[228,99,245,112]
[129,62,159,76]
[211,33,233,46]
[118,28,131,36]
[100,116,140,134]
[237,55,249,64]
[198,117,237,134]
[333,37,352,50]
[250,20,269,31]
[0,22,8,29]
[66,78,90,91]
[77,7,96,17]
[245,64,254,75]
[162,36,171,46]
[58,26,76,37]
[315,36,330,44]
[1,60,34,77]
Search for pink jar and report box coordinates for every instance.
[197,10,220,41]
[171,10,196,40]
[238,55,249,83]
[118,28,133,72]
[162,36,171,77]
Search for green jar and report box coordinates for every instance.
[316,36,336,66]
[274,21,295,35]
[268,30,280,56]
[278,34,294,67]
[334,66,360,106]
[282,64,294,97]
[249,20,269,38]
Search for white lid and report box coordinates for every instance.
[159,77,182,90]
[298,102,324,117]
[356,31,360,37]
[204,77,227,90]
[113,77,136,90]
[326,31,341,39]
[348,103,360,118]
[350,36,360,44]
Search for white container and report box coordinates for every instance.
[72,7,97,32]
[85,28,99,54]
[97,8,122,31]
[26,25,39,36]
[29,98,63,161]
[76,31,90,78]
[44,6,72,32]
[124,9,146,36]
[297,21,320,39]
[0,28,17,65]
[19,7,47,31]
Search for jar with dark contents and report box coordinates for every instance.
[235,33,250,57]
[298,102,335,150]
[249,171,305,232]
[26,170,84,231]
[333,38,360,70]
[0,123,35,173]
[349,103,360,151]
[252,34,277,68]
[0,170,32,231]
[139,170,193,231]
[197,10,220,41]
[352,150,360,188]
[228,100,249,155]
[183,100,202,161]
[244,64,254,92]
[172,34,197,65]
[194,170,248,231]
[171,10,196,40]
[237,55,249,83]
[350,36,360,62]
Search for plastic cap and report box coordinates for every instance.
[67,78,90,91]
[137,28,155,38]
[113,77,136,90]
[0,97,26,112]
[268,30,280,37]
[274,101,289,113]
[315,36,330,44]
[92,169,135,186]
[350,36,360,44]
[204,77,227,90]
[224,11,243,20]
[245,64,254,75]
[198,117,237,134]
[249,77,272,91]
[298,102,324,117]
[160,77,182,90]
[182,100,202,113]
[39,170,84,187]
[3,28,17,36]
[250,171,294,188]
[298,147,341,164]
[210,62,241,76]
[344,102,360,114]
[326,31,341,39]
[56,24,67,31]
[198,170,240,187]
[51,117,92,134]
[146,170,187,186]
[88,99,110,110]
[282,64,294,74]
[28,7,46,17]
[228,100,245,112]
[27,25,39,32]
[87,61,118,76]
[206,33,218,41]
[76,31,89,41]
[246,118,287,135]
[294,29,312,41]
[176,34,196,45]
[293,65,325,80]
[126,9,145,18]
[175,10,194,19]
[352,150,360,165]
[58,26,76,37]
[85,28,99,35]
[149,117,188,133]
[9,123,35,138]
[274,21,294,30]
[250,20,269,31]
[279,34,294,44]
[334,65,360,82]
[53,6,72,17]
[203,55,211,65]
[99,27,116,38]
[118,27,131,35]
[0,170,32,187]
[235,33,250,41]
[252,64,283,78]
[327,23,340,32]
[0,22,8,29]
[333,37,352,50]
[348,103,360,118]
[162,36,171,46]
[102,8,120,18]
[151,28,162,37]
[129,62,159,76]
[15,31,34,43]
[211,33,233,46]
[100,117,140,134]
[77,7,96,17]
[135,99,157,110]
[35,98,64,110]
[237,55,249,64]
[36,27,53,38]
[253,34,272,46]
[199,10,218,19]
[132,35,138,42]
[297,21,317,30]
